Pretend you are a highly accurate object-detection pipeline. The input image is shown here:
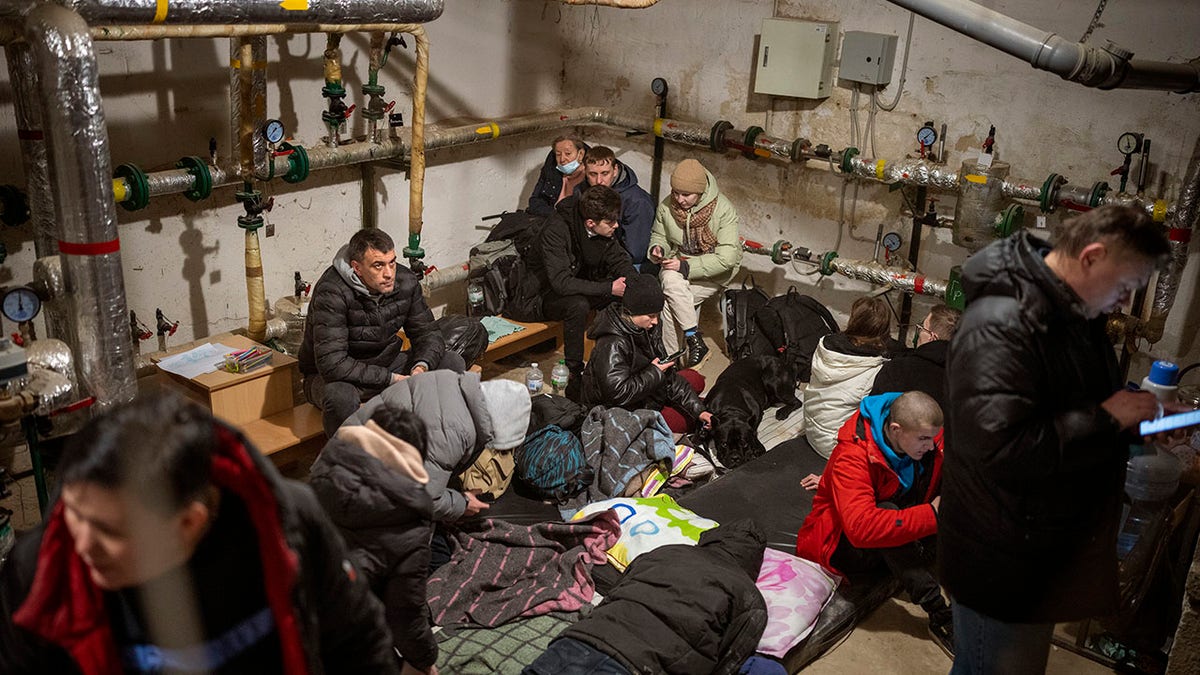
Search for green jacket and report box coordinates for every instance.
[649,168,742,285]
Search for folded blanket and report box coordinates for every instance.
[480,315,525,343]
[436,612,577,674]
[427,511,621,627]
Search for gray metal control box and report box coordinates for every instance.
[754,18,839,99]
[839,31,899,85]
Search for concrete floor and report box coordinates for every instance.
[0,311,1118,673]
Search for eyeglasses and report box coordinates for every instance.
[900,323,939,347]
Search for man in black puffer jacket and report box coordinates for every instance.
[582,274,710,430]
[870,303,961,411]
[940,206,1168,673]
[524,521,767,675]
[300,228,463,436]
[310,405,438,675]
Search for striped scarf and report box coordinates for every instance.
[670,197,719,255]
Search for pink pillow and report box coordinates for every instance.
[755,548,840,657]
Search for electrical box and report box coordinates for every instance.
[755,19,839,99]
[840,31,899,85]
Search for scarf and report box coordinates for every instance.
[670,196,719,255]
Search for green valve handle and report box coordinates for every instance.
[402,233,425,260]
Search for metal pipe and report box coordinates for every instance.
[60,0,445,25]
[232,37,268,181]
[885,0,1199,92]
[25,3,136,410]
[405,25,429,265]
[1145,136,1200,341]
[829,257,948,299]
[322,32,346,148]
[6,41,68,340]
[245,228,267,342]
[418,262,469,292]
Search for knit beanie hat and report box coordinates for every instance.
[623,274,664,315]
[479,379,531,450]
[670,158,708,194]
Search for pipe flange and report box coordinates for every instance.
[1039,173,1066,213]
[175,156,213,202]
[1089,181,1110,208]
[403,233,425,262]
[819,251,838,276]
[790,138,812,162]
[321,82,347,99]
[994,204,1025,238]
[840,147,860,174]
[709,120,734,153]
[0,185,29,227]
[743,126,765,160]
[361,83,386,97]
[237,214,264,232]
[114,163,150,212]
[281,142,310,184]
[770,240,791,265]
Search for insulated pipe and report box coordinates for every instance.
[59,0,445,25]
[25,3,136,410]
[885,0,1200,92]
[322,32,345,148]
[828,257,948,299]
[6,41,68,340]
[418,261,469,292]
[1145,137,1200,342]
[405,25,429,265]
[231,36,268,181]
[244,228,267,342]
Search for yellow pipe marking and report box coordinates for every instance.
[965,174,987,184]
[152,0,168,24]
[279,0,310,10]
[875,159,886,179]
[653,118,663,137]
[1153,200,1168,222]
[112,179,127,202]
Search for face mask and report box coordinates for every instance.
[556,159,580,175]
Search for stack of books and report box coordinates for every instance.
[221,347,273,374]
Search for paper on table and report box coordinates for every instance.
[157,343,241,380]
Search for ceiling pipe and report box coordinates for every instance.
[57,0,444,24]
[24,2,137,411]
[885,0,1200,92]
[558,0,660,6]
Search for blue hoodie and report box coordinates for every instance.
[859,392,923,494]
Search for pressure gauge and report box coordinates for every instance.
[882,232,903,253]
[2,287,40,323]
[262,119,286,145]
[1117,132,1142,155]
[916,124,938,148]
[650,77,669,97]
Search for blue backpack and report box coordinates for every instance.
[515,425,593,504]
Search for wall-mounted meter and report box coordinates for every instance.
[755,19,839,99]
[261,119,286,145]
[2,287,40,323]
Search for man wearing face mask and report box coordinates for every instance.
[300,228,464,437]
[575,146,656,268]
[527,136,590,216]
[941,205,1170,673]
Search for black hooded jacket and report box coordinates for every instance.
[524,196,638,302]
[869,339,950,411]
[308,437,437,670]
[561,521,767,675]
[572,160,655,267]
[939,231,1128,623]
[581,304,705,420]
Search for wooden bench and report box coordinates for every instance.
[476,318,564,364]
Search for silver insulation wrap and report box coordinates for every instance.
[1002,177,1042,202]
[249,36,269,180]
[849,156,960,190]
[830,258,948,298]
[7,42,69,340]
[32,256,68,340]
[1154,143,1200,315]
[26,338,75,416]
[419,263,469,291]
[754,134,794,160]
[64,0,445,24]
[26,4,136,410]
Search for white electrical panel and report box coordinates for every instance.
[840,31,899,85]
[755,19,839,99]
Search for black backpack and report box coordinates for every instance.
[722,276,771,360]
[467,210,549,318]
[752,287,839,382]
[434,314,490,367]
[515,425,594,504]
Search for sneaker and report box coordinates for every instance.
[683,332,710,369]
[928,618,955,659]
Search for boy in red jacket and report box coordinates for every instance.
[795,390,951,655]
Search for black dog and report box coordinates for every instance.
[702,355,803,469]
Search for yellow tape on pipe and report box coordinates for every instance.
[153,0,168,24]
[112,178,127,203]
[965,174,987,184]
[1153,200,1167,222]
[875,160,886,179]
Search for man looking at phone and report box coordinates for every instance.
[940,205,1170,674]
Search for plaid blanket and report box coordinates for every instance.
[435,613,577,674]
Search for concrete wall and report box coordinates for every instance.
[556,0,1200,371]
[0,0,1196,373]
[0,0,567,347]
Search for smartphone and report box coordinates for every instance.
[1139,409,1200,437]
[661,349,685,364]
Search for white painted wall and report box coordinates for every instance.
[556,0,1200,371]
[0,0,1196,375]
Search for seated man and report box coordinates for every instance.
[870,304,961,411]
[794,391,952,656]
[577,146,655,268]
[0,394,397,674]
[299,227,464,436]
[648,158,742,368]
[527,135,589,216]
[518,186,638,398]
[310,405,439,675]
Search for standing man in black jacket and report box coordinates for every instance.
[299,228,463,436]
[518,186,638,398]
[870,303,961,411]
[940,205,1168,674]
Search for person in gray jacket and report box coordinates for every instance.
[345,370,531,523]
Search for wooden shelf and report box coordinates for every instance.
[239,403,325,457]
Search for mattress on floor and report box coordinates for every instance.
[480,435,898,672]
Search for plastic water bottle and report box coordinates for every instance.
[467,281,485,317]
[1117,452,1182,560]
[551,359,570,396]
[1141,360,1180,404]
[525,362,544,395]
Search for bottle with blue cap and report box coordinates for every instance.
[1140,360,1180,404]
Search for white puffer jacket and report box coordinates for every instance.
[802,336,887,458]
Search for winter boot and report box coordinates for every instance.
[683,331,710,369]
